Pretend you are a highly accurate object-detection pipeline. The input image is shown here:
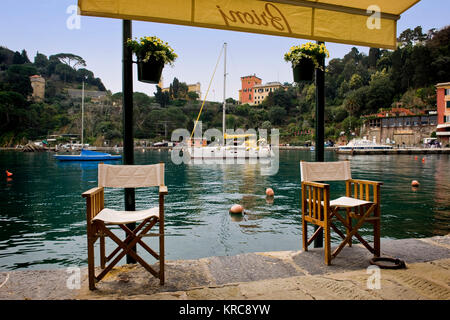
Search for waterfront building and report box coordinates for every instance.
[436,82,450,145]
[29,75,45,102]
[238,74,262,104]
[361,108,438,146]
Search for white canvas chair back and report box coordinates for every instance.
[300,161,351,182]
[98,163,164,188]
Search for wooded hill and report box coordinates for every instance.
[0,25,448,146]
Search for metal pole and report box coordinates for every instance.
[222,43,227,144]
[123,19,136,263]
[314,41,325,248]
[81,80,84,148]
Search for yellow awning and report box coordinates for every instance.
[78,0,420,49]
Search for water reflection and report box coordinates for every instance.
[0,150,449,271]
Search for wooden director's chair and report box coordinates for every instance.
[300,161,382,265]
[82,163,168,290]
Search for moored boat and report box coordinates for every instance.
[338,138,393,151]
[53,149,122,161]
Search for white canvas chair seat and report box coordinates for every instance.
[93,207,159,225]
[329,197,372,208]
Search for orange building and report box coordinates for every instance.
[436,82,450,145]
[238,74,261,104]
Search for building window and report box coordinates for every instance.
[249,94,251,100]
[446,101,450,108]
[370,119,381,128]
[429,116,437,125]
[421,117,429,125]
[405,117,411,126]
[445,89,450,95]
[389,118,396,127]
[445,115,450,123]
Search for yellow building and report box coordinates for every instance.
[29,75,45,102]
[251,82,285,105]
[159,77,201,99]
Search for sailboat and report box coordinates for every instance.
[185,43,274,160]
[54,80,122,161]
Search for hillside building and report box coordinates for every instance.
[238,74,261,104]
[252,82,285,105]
[436,82,450,145]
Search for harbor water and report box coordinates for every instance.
[0,150,449,270]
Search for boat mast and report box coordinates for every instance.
[81,79,85,148]
[222,42,227,145]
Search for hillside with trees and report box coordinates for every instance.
[0,25,448,147]
[0,47,106,145]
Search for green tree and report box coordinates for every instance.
[349,74,364,91]
[50,53,86,69]
[154,86,170,108]
[0,91,27,131]
[4,64,37,96]
[34,52,49,69]
[268,105,286,125]
[368,48,381,68]
[187,91,199,101]
[55,63,76,82]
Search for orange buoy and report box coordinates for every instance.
[229,204,244,215]
[265,188,274,197]
[6,170,13,177]
[411,180,420,187]
[422,157,425,162]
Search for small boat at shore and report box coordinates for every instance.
[53,149,122,161]
[338,138,393,151]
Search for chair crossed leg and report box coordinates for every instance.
[88,216,163,289]
[305,203,379,264]
[329,204,378,259]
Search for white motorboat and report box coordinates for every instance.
[338,138,393,150]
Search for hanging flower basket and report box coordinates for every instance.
[284,42,330,83]
[126,36,177,84]
[137,57,164,84]
[292,58,315,82]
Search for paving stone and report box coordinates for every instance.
[292,245,373,275]
[206,253,303,285]
[380,238,450,263]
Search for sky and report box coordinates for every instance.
[0,0,449,101]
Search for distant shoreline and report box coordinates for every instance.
[2,146,450,155]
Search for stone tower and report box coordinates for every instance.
[29,75,45,102]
